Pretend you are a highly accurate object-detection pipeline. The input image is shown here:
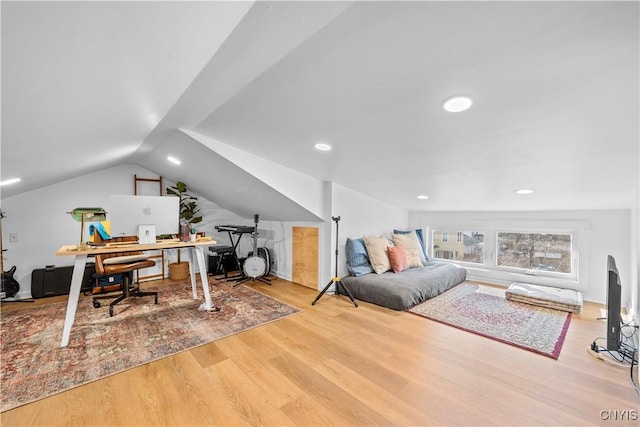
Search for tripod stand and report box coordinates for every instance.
[311,216,358,307]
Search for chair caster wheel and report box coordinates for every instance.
[93,300,101,308]
[109,306,114,317]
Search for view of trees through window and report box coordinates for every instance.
[432,230,484,264]
[497,232,572,273]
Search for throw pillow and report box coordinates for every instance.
[345,237,374,276]
[405,248,423,268]
[363,235,393,274]
[391,231,427,264]
[387,245,408,273]
[393,228,430,261]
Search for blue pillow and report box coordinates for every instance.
[345,237,374,276]
[393,228,430,261]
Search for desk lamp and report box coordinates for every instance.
[68,207,107,250]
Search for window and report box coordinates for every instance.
[497,232,572,274]
[432,230,484,264]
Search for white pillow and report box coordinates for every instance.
[103,254,149,265]
[363,235,393,274]
[405,248,423,268]
[391,232,427,264]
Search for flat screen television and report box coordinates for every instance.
[108,195,180,238]
[606,255,622,351]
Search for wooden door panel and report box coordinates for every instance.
[292,227,319,289]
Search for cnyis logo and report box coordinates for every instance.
[600,409,638,421]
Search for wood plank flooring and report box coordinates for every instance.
[1,277,638,426]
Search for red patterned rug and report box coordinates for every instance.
[407,283,572,359]
[0,280,300,412]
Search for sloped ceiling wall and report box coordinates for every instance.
[2,1,638,218]
[136,129,323,221]
[0,0,255,199]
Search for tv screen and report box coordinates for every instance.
[606,255,622,351]
[108,195,180,238]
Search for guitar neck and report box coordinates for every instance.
[253,214,259,252]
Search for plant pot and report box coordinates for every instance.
[168,262,189,281]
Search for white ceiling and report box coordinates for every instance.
[2,1,639,217]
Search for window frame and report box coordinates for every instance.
[420,218,587,289]
[431,229,485,265]
[495,230,575,279]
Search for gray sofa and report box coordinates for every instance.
[341,236,467,310]
[341,261,467,310]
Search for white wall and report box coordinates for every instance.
[332,183,409,279]
[409,210,632,305]
[252,183,409,291]
[0,164,245,299]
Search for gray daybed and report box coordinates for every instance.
[341,261,466,310]
[339,234,466,310]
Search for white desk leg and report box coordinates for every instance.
[186,249,198,299]
[194,246,215,311]
[60,254,88,347]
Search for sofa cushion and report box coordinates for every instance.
[393,228,429,261]
[391,232,427,265]
[345,237,374,276]
[405,248,423,268]
[364,235,393,274]
[387,245,409,273]
[103,254,149,265]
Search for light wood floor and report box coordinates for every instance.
[1,277,638,426]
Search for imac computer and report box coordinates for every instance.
[108,195,179,239]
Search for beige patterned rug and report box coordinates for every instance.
[408,283,572,359]
[0,280,300,412]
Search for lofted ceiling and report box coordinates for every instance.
[2,1,639,217]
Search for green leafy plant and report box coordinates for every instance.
[166,181,202,226]
[166,181,202,266]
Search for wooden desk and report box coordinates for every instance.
[56,239,217,347]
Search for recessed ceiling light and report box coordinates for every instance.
[515,188,535,195]
[417,195,429,200]
[442,95,473,113]
[314,142,332,151]
[167,156,181,165]
[0,178,21,186]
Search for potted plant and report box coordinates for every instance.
[166,181,203,280]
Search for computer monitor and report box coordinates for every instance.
[108,195,180,238]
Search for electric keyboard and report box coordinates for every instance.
[215,224,255,234]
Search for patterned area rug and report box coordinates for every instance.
[407,283,572,359]
[0,280,300,412]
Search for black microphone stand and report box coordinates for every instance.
[311,216,358,307]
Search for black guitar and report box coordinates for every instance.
[2,266,20,298]
[1,210,21,298]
